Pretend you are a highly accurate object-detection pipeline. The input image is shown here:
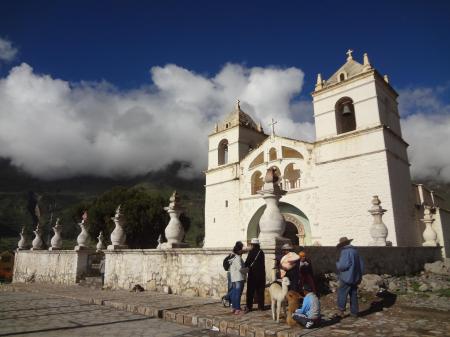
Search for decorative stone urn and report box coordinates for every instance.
[31,223,44,250]
[368,196,388,246]
[162,191,188,248]
[107,205,128,250]
[257,167,290,248]
[422,206,438,246]
[96,231,106,252]
[17,226,29,250]
[49,218,63,250]
[75,211,90,251]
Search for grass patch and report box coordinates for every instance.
[436,288,450,297]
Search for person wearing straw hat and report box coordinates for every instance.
[335,237,364,318]
[244,238,266,312]
[278,243,301,292]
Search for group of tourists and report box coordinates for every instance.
[221,236,364,328]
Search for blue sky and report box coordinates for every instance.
[0,1,450,182]
[1,0,450,91]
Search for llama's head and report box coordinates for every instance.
[281,277,291,287]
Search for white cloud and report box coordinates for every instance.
[0,62,313,179]
[0,37,18,62]
[400,85,450,182]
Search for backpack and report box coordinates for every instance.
[223,253,234,271]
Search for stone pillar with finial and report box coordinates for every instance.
[422,206,438,246]
[368,196,388,246]
[17,226,29,250]
[31,223,44,250]
[257,167,291,248]
[75,211,90,251]
[49,218,63,250]
[363,52,372,71]
[162,191,189,248]
[315,73,323,91]
[96,231,106,252]
[107,205,128,250]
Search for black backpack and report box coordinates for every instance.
[223,253,234,271]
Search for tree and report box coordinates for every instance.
[71,186,169,249]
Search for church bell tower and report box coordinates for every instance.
[203,100,267,247]
[311,50,418,246]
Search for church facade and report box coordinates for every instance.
[203,51,444,250]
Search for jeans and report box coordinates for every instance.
[223,272,232,301]
[337,281,359,315]
[231,281,244,310]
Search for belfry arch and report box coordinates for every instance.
[246,202,311,246]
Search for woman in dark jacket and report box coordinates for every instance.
[245,238,266,312]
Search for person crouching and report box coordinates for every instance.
[292,284,321,329]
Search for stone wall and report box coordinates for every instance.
[105,246,441,298]
[13,250,100,284]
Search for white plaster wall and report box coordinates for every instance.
[315,150,396,246]
[433,208,450,257]
[204,179,241,248]
[13,250,89,284]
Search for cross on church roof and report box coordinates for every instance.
[346,49,354,61]
[269,118,278,136]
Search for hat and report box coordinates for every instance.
[281,243,294,251]
[303,284,313,292]
[250,238,260,244]
[336,236,353,248]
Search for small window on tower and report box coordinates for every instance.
[339,73,345,81]
[225,200,228,207]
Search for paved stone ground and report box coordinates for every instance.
[0,291,218,337]
[1,284,450,337]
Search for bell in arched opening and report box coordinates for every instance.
[342,103,352,115]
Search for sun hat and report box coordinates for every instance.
[250,238,260,244]
[336,236,353,248]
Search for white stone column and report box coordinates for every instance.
[75,211,90,251]
[258,167,290,248]
[31,223,44,250]
[17,226,29,250]
[108,205,128,250]
[368,195,388,246]
[162,191,188,249]
[49,218,63,250]
[96,231,106,252]
[422,206,438,246]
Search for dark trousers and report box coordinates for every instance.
[246,281,265,310]
[293,314,319,329]
[337,281,359,315]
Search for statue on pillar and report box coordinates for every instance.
[75,211,90,251]
[107,205,128,250]
[162,191,189,249]
[257,167,290,248]
[31,223,44,250]
[96,231,106,252]
[368,196,388,246]
[49,218,63,250]
[17,226,29,250]
[422,206,438,246]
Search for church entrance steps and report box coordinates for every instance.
[2,283,449,337]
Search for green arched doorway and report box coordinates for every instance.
[247,202,311,246]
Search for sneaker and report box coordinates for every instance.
[234,310,243,315]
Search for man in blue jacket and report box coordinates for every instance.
[336,237,364,318]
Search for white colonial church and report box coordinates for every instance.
[204,51,450,253]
